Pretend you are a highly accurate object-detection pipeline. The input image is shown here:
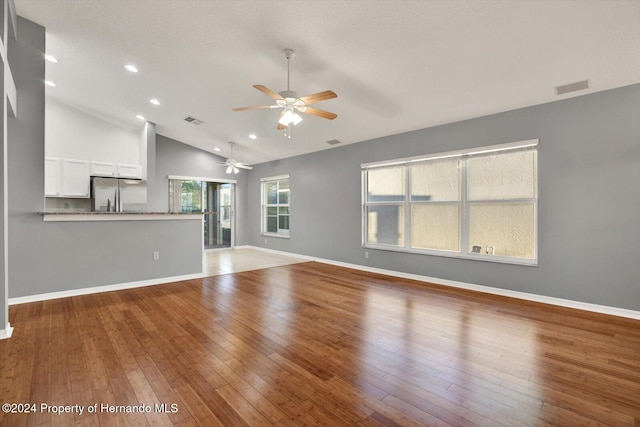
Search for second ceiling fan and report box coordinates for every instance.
[233,49,337,130]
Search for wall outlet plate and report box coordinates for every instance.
[153,251,160,260]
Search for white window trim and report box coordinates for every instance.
[260,174,290,182]
[168,175,237,184]
[362,140,538,266]
[261,174,291,238]
[361,139,539,169]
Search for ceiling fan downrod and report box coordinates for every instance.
[284,48,295,92]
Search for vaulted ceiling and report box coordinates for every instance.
[16,0,640,165]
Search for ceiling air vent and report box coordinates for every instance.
[183,116,204,125]
[326,139,342,145]
[555,80,589,96]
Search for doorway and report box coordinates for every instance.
[169,177,236,250]
[203,182,233,249]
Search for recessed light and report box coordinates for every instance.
[135,115,145,120]
[213,147,221,152]
[124,64,138,73]
[149,99,160,106]
[44,80,56,87]
[44,54,58,63]
[248,134,257,139]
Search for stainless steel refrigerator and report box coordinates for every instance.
[91,177,147,212]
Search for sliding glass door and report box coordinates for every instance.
[169,178,235,250]
[203,182,233,249]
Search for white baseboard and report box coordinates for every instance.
[246,246,640,320]
[8,273,205,306]
[0,322,13,340]
[8,246,639,321]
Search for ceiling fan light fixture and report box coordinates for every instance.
[233,166,239,174]
[279,109,302,126]
[278,109,293,126]
[226,165,233,174]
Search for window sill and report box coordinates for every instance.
[363,243,538,267]
[262,233,290,239]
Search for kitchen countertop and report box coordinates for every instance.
[40,211,213,222]
[41,211,214,215]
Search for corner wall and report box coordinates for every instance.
[247,84,640,311]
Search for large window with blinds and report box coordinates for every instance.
[362,140,538,265]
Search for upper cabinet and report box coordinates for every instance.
[116,163,142,179]
[44,157,62,197]
[46,157,90,198]
[90,161,142,179]
[89,161,116,177]
[61,159,90,198]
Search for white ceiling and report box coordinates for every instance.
[15,0,640,165]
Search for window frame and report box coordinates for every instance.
[362,140,538,266]
[261,174,291,238]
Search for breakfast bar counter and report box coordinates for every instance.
[41,212,206,222]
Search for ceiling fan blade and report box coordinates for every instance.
[254,85,284,101]
[276,111,287,130]
[299,90,337,105]
[232,104,274,111]
[236,164,253,170]
[302,106,337,120]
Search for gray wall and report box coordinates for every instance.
[154,134,248,246]
[247,84,640,311]
[0,1,8,330]
[7,17,202,299]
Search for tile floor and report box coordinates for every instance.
[202,247,308,276]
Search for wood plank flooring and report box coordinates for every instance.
[1,261,639,426]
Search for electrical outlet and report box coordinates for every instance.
[364,251,369,259]
[153,251,160,260]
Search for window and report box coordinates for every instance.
[362,140,538,265]
[261,175,290,237]
[169,179,202,213]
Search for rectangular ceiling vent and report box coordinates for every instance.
[183,116,204,125]
[326,139,343,145]
[555,80,589,96]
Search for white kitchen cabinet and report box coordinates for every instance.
[45,157,62,196]
[89,161,142,179]
[61,159,90,198]
[90,161,116,177]
[117,163,143,179]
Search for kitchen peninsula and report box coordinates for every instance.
[41,211,205,221]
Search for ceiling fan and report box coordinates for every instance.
[232,49,338,130]
[218,142,253,174]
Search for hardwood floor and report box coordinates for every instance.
[1,261,639,426]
